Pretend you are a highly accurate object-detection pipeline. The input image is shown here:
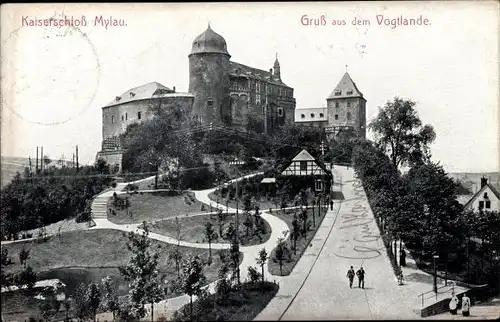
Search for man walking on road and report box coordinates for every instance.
[347,266,355,288]
[356,266,366,289]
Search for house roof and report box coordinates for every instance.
[103,82,174,108]
[295,108,328,123]
[292,149,316,161]
[229,61,290,87]
[190,25,230,56]
[464,183,500,209]
[327,72,364,99]
[281,149,332,177]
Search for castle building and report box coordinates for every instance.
[295,72,366,140]
[96,25,296,172]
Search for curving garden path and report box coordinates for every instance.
[91,172,291,321]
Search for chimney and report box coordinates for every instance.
[173,86,176,93]
[480,177,488,188]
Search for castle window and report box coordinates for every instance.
[138,112,142,120]
[486,200,491,209]
[335,90,342,96]
[257,82,261,93]
[346,112,351,120]
[320,113,324,118]
[121,115,124,121]
[301,114,305,119]
[335,102,339,108]
[347,102,351,108]
[207,98,214,108]
[335,114,339,120]
[311,113,315,118]
[262,105,265,114]
[278,107,283,117]
[111,115,115,124]
[125,113,128,121]
[347,89,353,95]
[256,95,261,105]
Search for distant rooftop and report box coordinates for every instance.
[103,82,175,108]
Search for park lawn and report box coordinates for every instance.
[1,229,232,321]
[268,206,328,276]
[208,191,278,211]
[107,190,206,224]
[146,212,272,246]
[172,281,279,321]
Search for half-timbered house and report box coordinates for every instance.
[279,149,332,194]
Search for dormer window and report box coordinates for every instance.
[115,96,121,101]
[483,192,489,199]
[334,90,342,96]
[319,113,324,118]
[129,92,136,98]
[301,114,305,119]
[347,89,353,95]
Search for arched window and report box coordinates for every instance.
[278,108,284,117]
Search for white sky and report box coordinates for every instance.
[1,2,499,173]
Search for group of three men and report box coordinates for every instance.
[346,266,365,288]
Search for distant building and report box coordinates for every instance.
[280,149,332,194]
[295,72,366,140]
[97,25,296,172]
[464,177,500,212]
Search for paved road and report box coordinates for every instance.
[276,166,420,320]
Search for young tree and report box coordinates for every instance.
[169,217,184,277]
[369,97,436,168]
[256,248,268,283]
[38,287,60,322]
[229,234,240,285]
[216,208,226,237]
[247,266,261,284]
[19,247,30,268]
[274,237,289,275]
[118,224,167,320]
[204,221,218,260]
[101,276,119,321]
[85,282,101,322]
[242,211,254,237]
[180,255,207,320]
[215,250,232,304]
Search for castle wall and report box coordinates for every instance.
[102,95,194,140]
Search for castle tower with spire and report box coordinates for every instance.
[273,53,281,79]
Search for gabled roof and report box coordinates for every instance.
[280,149,332,177]
[464,183,500,209]
[292,149,316,161]
[229,61,289,87]
[327,72,364,99]
[103,82,173,108]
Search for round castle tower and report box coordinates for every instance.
[188,24,231,125]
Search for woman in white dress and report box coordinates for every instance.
[449,292,459,315]
[461,294,471,317]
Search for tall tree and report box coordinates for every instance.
[204,221,218,260]
[85,282,101,322]
[118,224,166,320]
[369,97,436,168]
[101,276,119,321]
[180,255,207,320]
[256,248,268,284]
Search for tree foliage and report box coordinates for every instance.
[369,97,436,168]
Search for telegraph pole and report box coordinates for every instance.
[36,146,39,174]
[76,145,79,172]
[320,140,326,209]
